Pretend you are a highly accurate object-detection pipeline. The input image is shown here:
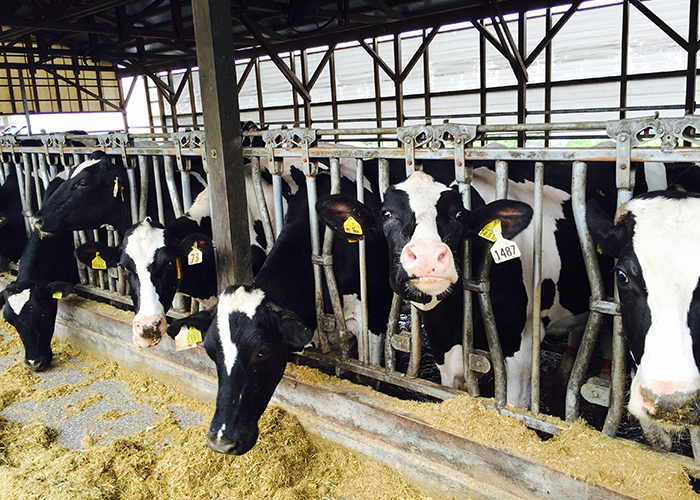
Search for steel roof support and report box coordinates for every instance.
[192,0,253,290]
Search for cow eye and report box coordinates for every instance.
[454,210,465,220]
[615,269,628,285]
[382,210,393,220]
[77,179,89,189]
[257,346,272,359]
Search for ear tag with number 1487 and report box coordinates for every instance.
[490,227,521,264]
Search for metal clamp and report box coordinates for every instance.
[311,254,333,266]
[589,298,620,316]
[98,132,130,167]
[606,114,700,151]
[262,128,318,176]
[463,279,490,293]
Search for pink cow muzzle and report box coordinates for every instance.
[133,315,166,348]
[635,380,700,426]
[401,240,455,293]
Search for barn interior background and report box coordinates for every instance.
[2,0,700,498]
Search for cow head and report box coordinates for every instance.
[75,217,214,348]
[588,192,700,431]
[317,170,533,310]
[166,285,312,455]
[1,280,73,371]
[33,151,129,233]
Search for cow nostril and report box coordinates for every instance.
[405,248,417,261]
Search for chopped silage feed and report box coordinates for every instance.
[0,320,432,500]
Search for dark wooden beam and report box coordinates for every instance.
[524,0,582,67]
[193,0,253,289]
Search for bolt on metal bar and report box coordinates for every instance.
[566,161,606,423]
[531,161,544,414]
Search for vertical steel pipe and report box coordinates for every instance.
[251,156,276,254]
[163,155,183,219]
[152,156,166,225]
[407,305,422,378]
[137,155,150,221]
[566,161,605,422]
[181,158,192,213]
[530,162,544,414]
[126,166,139,225]
[356,158,370,364]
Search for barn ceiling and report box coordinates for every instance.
[0,0,567,78]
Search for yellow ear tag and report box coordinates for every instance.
[175,326,202,351]
[92,252,107,270]
[175,257,182,279]
[188,241,203,266]
[52,291,63,299]
[186,326,203,344]
[490,227,521,264]
[596,244,603,255]
[120,185,125,202]
[343,216,363,236]
[478,219,502,243]
[113,178,119,198]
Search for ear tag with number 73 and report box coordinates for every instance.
[490,227,521,264]
[188,241,203,266]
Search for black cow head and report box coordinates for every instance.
[75,217,215,349]
[1,280,73,371]
[588,192,700,437]
[33,151,130,233]
[318,171,533,311]
[166,284,312,455]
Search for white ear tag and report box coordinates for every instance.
[490,227,521,264]
[188,242,203,266]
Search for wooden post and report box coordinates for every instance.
[192,0,253,290]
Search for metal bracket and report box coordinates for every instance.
[581,376,611,407]
[98,133,130,167]
[262,128,318,176]
[311,254,333,266]
[589,298,620,316]
[469,349,492,374]
[171,131,206,172]
[398,124,478,176]
[390,331,412,353]
[464,279,490,293]
[606,114,700,151]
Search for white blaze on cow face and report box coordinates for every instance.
[625,197,700,421]
[124,220,167,347]
[217,287,266,375]
[7,288,31,314]
[68,158,101,179]
[396,172,458,309]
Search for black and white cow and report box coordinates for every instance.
[0,177,77,371]
[318,170,543,404]
[73,188,217,348]
[166,173,396,454]
[588,191,700,450]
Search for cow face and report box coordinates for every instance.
[33,151,129,233]
[75,218,214,348]
[2,280,73,371]
[588,192,700,430]
[318,171,533,311]
[167,285,312,455]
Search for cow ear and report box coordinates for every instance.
[45,281,73,300]
[468,200,533,239]
[268,303,313,350]
[0,213,7,229]
[587,199,628,258]
[74,241,120,268]
[166,306,216,339]
[179,232,213,261]
[317,194,376,241]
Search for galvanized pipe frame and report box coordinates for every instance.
[251,118,700,449]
